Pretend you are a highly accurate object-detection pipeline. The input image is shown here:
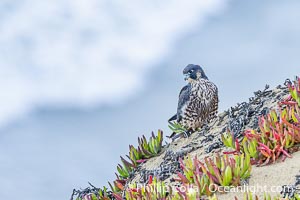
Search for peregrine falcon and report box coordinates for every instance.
[168,64,218,139]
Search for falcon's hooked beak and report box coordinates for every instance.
[184,71,197,82]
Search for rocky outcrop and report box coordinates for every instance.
[129,85,289,187]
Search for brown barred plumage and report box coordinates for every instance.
[180,79,218,130]
[169,64,219,136]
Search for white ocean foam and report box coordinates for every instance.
[0,0,227,126]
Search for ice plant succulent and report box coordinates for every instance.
[176,153,251,199]
[237,133,259,159]
[125,176,171,200]
[116,130,164,180]
[116,156,135,179]
[244,103,300,165]
[168,121,188,135]
[286,76,300,107]
[222,130,241,154]
[108,178,127,200]
[138,130,164,158]
[222,77,300,166]
[202,153,251,187]
[128,145,144,167]
[176,155,213,196]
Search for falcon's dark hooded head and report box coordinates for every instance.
[183,64,208,81]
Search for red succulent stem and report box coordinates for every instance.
[280,101,298,106]
[282,118,300,131]
[258,142,272,155]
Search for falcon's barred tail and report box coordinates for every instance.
[168,114,177,122]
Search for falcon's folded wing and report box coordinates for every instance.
[176,84,191,122]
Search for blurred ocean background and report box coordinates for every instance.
[0,0,300,199]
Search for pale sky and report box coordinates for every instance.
[0,1,299,200]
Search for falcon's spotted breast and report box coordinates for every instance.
[169,64,219,137]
